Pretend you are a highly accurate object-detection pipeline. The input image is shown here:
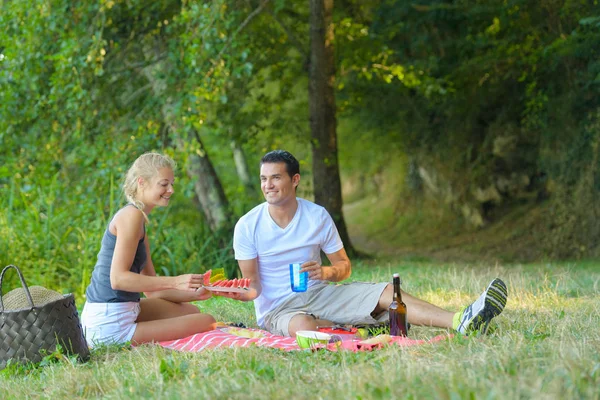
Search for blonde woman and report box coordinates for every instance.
[81,153,216,347]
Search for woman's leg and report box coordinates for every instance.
[137,297,201,320]
[131,298,217,344]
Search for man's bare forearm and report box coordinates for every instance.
[323,262,351,282]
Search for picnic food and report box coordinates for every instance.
[203,270,212,286]
[225,327,265,338]
[202,269,227,285]
[198,269,251,292]
[210,278,251,289]
[358,334,393,346]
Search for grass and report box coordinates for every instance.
[1,260,599,399]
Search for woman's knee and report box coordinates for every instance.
[180,302,201,315]
[195,313,217,331]
[160,299,201,315]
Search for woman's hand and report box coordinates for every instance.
[173,274,205,291]
[195,287,213,301]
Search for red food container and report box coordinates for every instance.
[317,327,358,341]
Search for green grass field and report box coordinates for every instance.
[1,260,599,399]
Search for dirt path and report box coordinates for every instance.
[343,199,546,264]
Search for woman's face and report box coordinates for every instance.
[140,167,175,209]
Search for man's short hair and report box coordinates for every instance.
[260,150,300,178]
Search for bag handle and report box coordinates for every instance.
[0,265,35,312]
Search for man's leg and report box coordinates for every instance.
[374,278,508,333]
[288,314,334,337]
[375,285,455,328]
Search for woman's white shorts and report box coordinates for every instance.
[81,302,140,347]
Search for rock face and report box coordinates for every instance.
[414,134,546,227]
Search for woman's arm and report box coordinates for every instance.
[145,287,213,302]
[139,230,212,302]
[109,208,204,293]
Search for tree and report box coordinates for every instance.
[309,0,355,254]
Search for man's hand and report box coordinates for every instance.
[213,287,259,301]
[301,261,324,281]
[213,291,245,300]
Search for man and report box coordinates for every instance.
[228,150,507,337]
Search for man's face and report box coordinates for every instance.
[260,162,299,206]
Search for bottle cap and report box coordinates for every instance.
[393,273,399,278]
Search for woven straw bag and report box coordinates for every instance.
[0,265,90,369]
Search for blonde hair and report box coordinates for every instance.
[123,152,176,221]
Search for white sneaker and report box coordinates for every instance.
[454,278,508,334]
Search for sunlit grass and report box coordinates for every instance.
[1,261,598,399]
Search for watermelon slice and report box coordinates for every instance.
[204,277,251,290]
[203,270,212,286]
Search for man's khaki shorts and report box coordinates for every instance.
[262,281,389,337]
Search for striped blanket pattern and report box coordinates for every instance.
[159,328,451,352]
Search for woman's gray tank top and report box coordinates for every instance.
[85,212,147,303]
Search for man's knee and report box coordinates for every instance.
[373,283,392,315]
[288,314,318,337]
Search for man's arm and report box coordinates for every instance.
[300,248,351,282]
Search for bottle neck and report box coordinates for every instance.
[393,276,402,301]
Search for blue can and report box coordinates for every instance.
[289,263,308,292]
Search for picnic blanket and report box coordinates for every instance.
[159,327,452,352]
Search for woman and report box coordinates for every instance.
[81,152,216,347]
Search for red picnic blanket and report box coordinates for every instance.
[159,327,451,352]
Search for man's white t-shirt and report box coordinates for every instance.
[233,198,344,327]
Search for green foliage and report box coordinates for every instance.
[0,0,260,289]
[1,0,600,302]
[542,108,600,259]
[332,0,600,258]
[0,173,236,296]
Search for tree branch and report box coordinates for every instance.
[205,0,271,78]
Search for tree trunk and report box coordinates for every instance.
[187,129,232,232]
[309,0,355,255]
[231,139,257,197]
